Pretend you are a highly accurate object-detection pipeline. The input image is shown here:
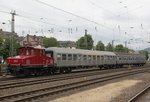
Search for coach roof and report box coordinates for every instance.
[46,47,116,56]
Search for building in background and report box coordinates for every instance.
[20,34,43,46]
[0,29,21,41]
[59,41,76,48]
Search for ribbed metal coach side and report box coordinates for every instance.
[46,47,117,68]
[115,52,146,66]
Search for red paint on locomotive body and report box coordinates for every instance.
[7,46,54,76]
[7,46,54,67]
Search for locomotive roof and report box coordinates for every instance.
[19,46,45,50]
[46,47,116,56]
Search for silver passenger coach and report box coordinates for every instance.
[46,47,116,68]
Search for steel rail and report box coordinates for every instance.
[0,69,147,102]
[128,85,150,102]
[0,68,136,90]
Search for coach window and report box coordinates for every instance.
[104,56,106,60]
[114,56,116,60]
[62,54,67,60]
[101,56,104,60]
[93,55,96,60]
[68,54,72,60]
[97,56,100,60]
[88,55,91,60]
[83,55,87,60]
[57,54,61,60]
[107,56,109,60]
[78,55,81,60]
[73,54,77,61]
[109,56,111,60]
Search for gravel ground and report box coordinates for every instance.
[48,72,150,102]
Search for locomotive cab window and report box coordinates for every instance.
[39,50,43,56]
[26,49,30,55]
[19,47,35,55]
[19,48,24,55]
[31,49,34,55]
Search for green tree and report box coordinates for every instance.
[106,43,113,51]
[139,50,149,60]
[77,34,94,50]
[124,47,129,53]
[43,37,59,48]
[96,41,105,51]
[0,38,21,59]
[0,37,3,47]
[115,44,124,52]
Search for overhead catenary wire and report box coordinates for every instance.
[0,9,69,34]
[87,0,118,17]
[0,10,10,14]
[34,0,114,31]
[0,5,69,30]
[17,14,67,29]
[0,1,148,47]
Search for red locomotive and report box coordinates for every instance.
[7,46,54,77]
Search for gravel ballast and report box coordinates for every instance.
[50,72,150,102]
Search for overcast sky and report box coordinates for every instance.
[0,0,150,50]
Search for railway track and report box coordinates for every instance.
[0,67,102,82]
[0,64,148,83]
[0,76,16,82]
[128,85,150,102]
[0,67,129,89]
[0,68,147,90]
[0,69,148,102]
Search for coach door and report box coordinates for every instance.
[46,51,53,58]
[46,51,54,63]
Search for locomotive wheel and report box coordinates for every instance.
[16,69,30,77]
[60,68,65,73]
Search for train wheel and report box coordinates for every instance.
[66,68,72,73]
[60,68,65,74]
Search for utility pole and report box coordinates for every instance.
[10,10,16,56]
[85,29,88,49]
[125,41,127,48]
[112,40,115,52]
